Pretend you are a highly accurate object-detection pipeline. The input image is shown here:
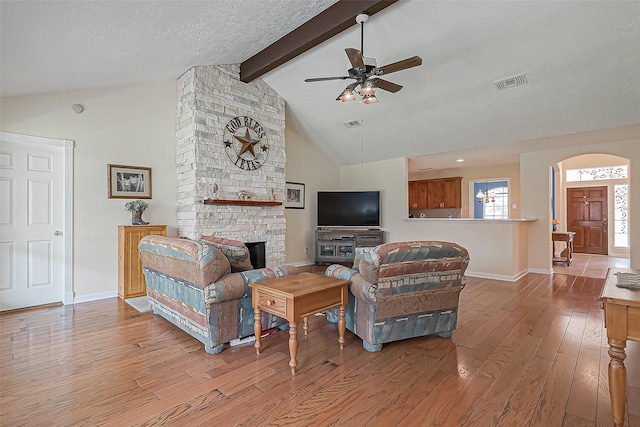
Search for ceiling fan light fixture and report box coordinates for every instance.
[339,89,356,102]
[360,94,378,104]
[360,79,377,95]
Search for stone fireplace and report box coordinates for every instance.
[175,64,286,266]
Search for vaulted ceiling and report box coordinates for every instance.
[2,1,638,171]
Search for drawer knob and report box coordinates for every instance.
[266,299,275,306]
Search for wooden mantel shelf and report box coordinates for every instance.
[203,198,282,207]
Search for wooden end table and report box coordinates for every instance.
[600,267,640,427]
[249,272,349,374]
[552,231,575,265]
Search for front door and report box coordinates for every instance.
[0,138,65,310]
[567,186,608,255]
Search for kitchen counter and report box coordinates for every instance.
[394,218,538,281]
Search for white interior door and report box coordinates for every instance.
[0,138,65,310]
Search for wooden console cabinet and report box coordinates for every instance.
[315,229,384,265]
[118,225,167,299]
[409,177,462,210]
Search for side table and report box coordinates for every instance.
[249,272,349,374]
[600,267,640,427]
[552,231,575,265]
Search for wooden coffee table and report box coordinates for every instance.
[249,272,349,374]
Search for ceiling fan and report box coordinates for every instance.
[304,13,422,104]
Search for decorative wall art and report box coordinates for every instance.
[107,164,152,199]
[285,182,305,209]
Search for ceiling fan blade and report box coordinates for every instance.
[305,76,350,82]
[345,48,365,69]
[375,78,403,93]
[377,56,423,75]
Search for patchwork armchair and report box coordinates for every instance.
[325,241,469,352]
[138,235,302,354]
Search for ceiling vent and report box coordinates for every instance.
[494,73,528,90]
[342,119,362,128]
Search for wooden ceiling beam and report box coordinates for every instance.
[240,0,400,83]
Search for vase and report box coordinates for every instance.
[131,210,149,225]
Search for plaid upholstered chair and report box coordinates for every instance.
[138,235,302,354]
[325,241,469,352]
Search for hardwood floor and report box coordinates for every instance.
[1,273,638,426]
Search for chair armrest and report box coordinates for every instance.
[325,264,377,304]
[204,265,304,304]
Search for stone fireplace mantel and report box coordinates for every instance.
[203,199,282,207]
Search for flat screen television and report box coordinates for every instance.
[317,191,380,228]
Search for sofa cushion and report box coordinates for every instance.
[200,236,253,272]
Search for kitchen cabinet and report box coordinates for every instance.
[408,181,428,209]
[409,177,462,210]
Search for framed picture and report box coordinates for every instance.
[107,164,152,199]
[285,181,305,209]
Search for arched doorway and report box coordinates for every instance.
[554,154,630,258]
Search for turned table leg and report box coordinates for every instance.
[289,322,298,374]
[303,316,309,336]
[253,308,262,354]
[338,305,346,349]
[608,338,627,427]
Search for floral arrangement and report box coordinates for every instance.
[124,200,149,212]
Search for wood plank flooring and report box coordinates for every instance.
[1,273,638,426]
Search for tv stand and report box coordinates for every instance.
[315,228,384,265]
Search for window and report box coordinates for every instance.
[614,184,629,248]
[482,187,509,219]
[474,180,509,219]
[566,165,627,182]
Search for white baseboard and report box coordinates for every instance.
[288,261,315,267]
[465,270,520,282]
[466,268,552,282]
[528,268,554,275]
[73,291,118,304]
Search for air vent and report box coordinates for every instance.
[494,73,528,90]
[342,119,362,128]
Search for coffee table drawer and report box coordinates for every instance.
[256,291,287,317]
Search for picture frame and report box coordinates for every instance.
[285,181,305,209]
[107,164,152,199]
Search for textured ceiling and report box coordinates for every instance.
[0,0,338,96]
[1,1,639,171]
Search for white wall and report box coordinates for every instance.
[284,124,340,264]
[1,81,179,300]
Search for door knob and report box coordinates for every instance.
[54,230,62,236]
